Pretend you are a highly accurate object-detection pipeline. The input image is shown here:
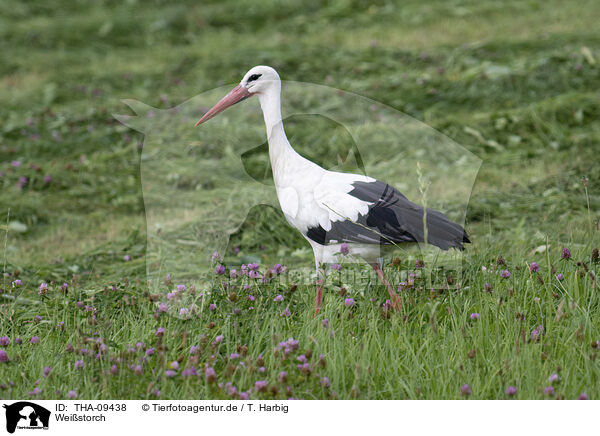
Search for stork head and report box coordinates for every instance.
[195,66,280,126]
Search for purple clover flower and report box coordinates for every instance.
[155,327,165,337]
[543,386,555,396]
[561,247,571,259]
[75,360,84,370]
[30,336,40,345]
[578,393,589,400]
[209,303,217,311]
[529,262,539,272]
[297,363,311,374]
[470,313,480,320]
[68,390,77,399]
[548,373,559,383]
[0,337,9,346]
[158,302,169,313]
[215,265,226,275]
[531,325,545,341]
[43,366,52,377]
[344,298,355,307]
[12,279,22,287]
[205,366,217,383]
[280,307,291,317]
[165,370,176,378]
[500,269,511,279]
[182,367,197,377]
[255,380,268,392]
[331,263,342,271]
[229,269,238,279]
[340,243,349,255]
[0,350,9,363]
[460,384,471,396]
[274,295,284,302]
[505,386,517,396]
[556,273,564,281]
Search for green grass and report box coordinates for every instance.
[1,0,599,400]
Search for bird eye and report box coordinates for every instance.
[247,74,262,82]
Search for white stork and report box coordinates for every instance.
[196,66,469,313]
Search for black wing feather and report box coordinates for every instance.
[305,180,470,250]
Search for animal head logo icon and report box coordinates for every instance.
[3,402,51,433]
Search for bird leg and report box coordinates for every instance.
[314,262,327,315]
[372,263,401,311]
[315,279,324,314]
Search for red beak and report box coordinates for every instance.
[195,85,251,126]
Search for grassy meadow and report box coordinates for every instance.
[1,0,600,400]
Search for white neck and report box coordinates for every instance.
[257,83,283,138]
[257,83,303,186]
